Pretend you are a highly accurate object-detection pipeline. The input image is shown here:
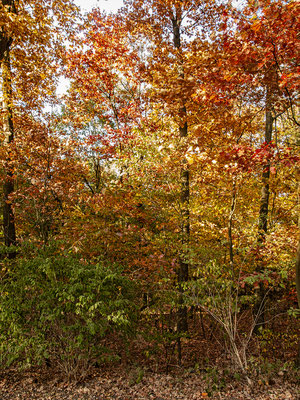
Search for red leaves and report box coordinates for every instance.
[65,10,142,157]
[219,143,299,175]
[220,143,272,173]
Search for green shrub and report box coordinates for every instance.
[0,249,138,380]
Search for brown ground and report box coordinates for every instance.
[0,363,298,400]
[0,311,299,399]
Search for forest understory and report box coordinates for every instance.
[0,309,299,400]
[0,0,299,398]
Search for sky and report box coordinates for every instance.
[56,0,124,96]
[74,0,124,13]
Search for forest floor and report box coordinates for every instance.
[0,314,299,399]
[0,364,299,400]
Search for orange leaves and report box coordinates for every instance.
[233,0,300,95]
[7,114,87,244]
[0,0,80,111]
[65,10,142,157]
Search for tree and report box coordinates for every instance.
[232,0,299,329]
[1,0,17,253]
[296,236,300,367]
[122,0,224,345]
[12,115,87,245]
[0,0,78,251]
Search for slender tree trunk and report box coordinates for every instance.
[2,43,16,255]
[172,7,189,347]
[297,171,300,309]
[296,238,300,368]
[0,1,15,62]
[297,238,300,311]
[255,80,273,330]
[177,117,189,337]
[296,170,300,367]
[228,180,237,267]
[258,85,272,237]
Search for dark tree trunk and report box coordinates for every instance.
[296,238,300,368]
[258,88,272,237]
[1,39,16,256]
[255,79,273,331]
[228,180,237,266]
[0,1,16,62]
[172,9,190,340]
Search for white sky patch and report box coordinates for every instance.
[74,0,124,13]
[57,76,70,96]
[56,0,124,96]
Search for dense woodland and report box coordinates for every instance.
[0,0,299,392]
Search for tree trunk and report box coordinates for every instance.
[0,1,15,62]
[258,88,272,237]
[255,79,273,331]
[1,42,16,255]
[296,238,300,311]
[296,238,300,368]
[296,170,300,367]
[178,121,189,335]
[172,8,189,340]
[228,180,237,267]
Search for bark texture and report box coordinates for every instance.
[296,179,300,368]
[1,5,16,254]
[0,1,16,62]
[172,6,189,339]
[255,79,273,331]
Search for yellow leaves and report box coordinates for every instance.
[250,15,262,33]
[186,154,197,165]
[0,0,79,112]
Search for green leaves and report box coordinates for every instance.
[0,248,139,377]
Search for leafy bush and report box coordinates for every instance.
[0,249,138,380]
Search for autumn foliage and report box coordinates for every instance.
[0,0,299,382]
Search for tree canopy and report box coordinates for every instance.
[0,0,299,385]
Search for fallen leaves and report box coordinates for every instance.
[0,368,298,400]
